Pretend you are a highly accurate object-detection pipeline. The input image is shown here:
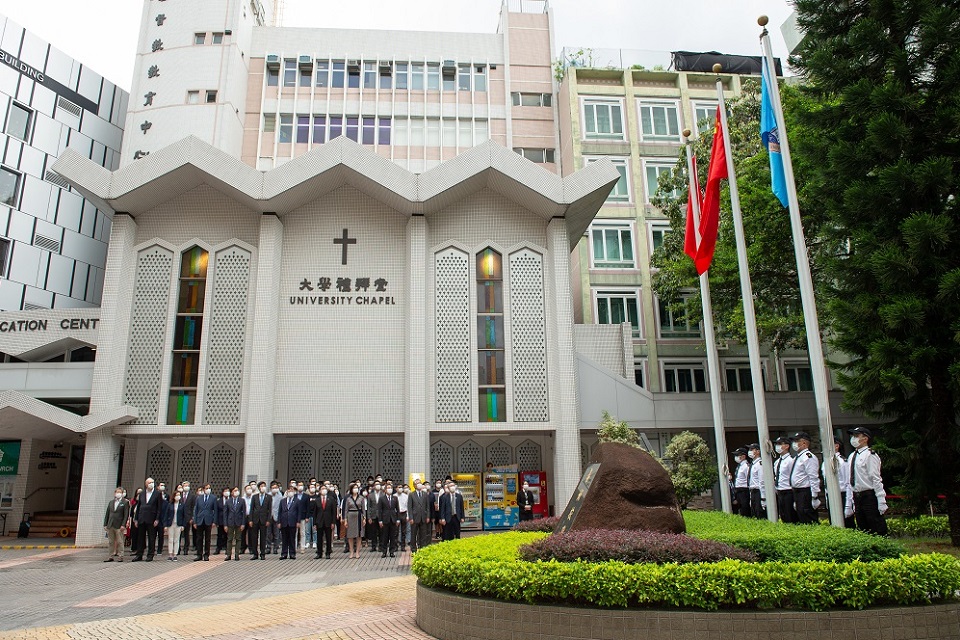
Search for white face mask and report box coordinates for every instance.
[374,485,381,491]
[386,488,393,495]
[232,492,239,498]
[271,488,279,494]
[286,492,294,499]
[850,436,861,448]
[183,486,190,493]
[320,490,328,496]
[259,486,266,493]
[223,491,229,498]
[146,483,154,490]
[204,488,211,495]
[748,450,757,459]
[245,489,253,496]
[777,445,788,455]
[115,493,123,499]
[791,442,799,452]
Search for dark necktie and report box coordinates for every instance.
[850,450,860,488]
[775,458,782,485]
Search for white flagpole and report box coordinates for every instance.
[759,16,843,527]
[713,64,778,522]
[682,129,732,514]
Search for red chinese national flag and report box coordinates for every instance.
[684,155,700,264]
[695,106,728,275]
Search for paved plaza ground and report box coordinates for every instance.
[0,544,434,639]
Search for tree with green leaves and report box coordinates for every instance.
[791,0,960,544]
[596,410,642,448]
[663,431,717,509]
[650,80,840,355]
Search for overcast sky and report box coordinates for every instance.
[2,0,795,91]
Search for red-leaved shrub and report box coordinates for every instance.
[511,516,560,533]
[518,528,757,564]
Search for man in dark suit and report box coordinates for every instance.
[438,483,465,541]
[378,486,401,558]
[223,487,246,561]
[517,481,535,522]
[313,486,338,559]
[193,483,217,561]
[103,487,130,562]
[248,481,273,559]
[277,488,300,559]
[214,487,230,555]
[132,477,162,561]
[408,481,432,553]
[179,482,196,556]
[153,482,169,558]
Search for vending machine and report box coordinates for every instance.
[482,467,519,529]
[451,473,483,531]
[521,471,549,519]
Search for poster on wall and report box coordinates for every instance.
[0,441,21,511]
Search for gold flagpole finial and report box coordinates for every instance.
[712,63,722,74]
[682,128,692,138]
[758,15,769,26]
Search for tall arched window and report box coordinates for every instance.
[477,248,505,422]
[168,246,208,425]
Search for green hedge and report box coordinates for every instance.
[412,532,960,611]
[887,516,949,539]
[683,511,906,562]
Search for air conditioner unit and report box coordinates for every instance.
[442,60,456,74]
[379,61,392,75]
[298,55,313,69]
[266,54,281,70]
[347,59,361,73]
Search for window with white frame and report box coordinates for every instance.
[590,222,635,269]
[582,98,624,140]
[784,362,814,391]
[585,157,630,202]
[634,359,646,388]
[594,289,641,338]
[6,102,32,142]
[724,362,767,392]
[0,238,9,278]
[512,92,552,107]
[657,295,701,338]
[513,148,556,163]
[0,167,21,208]
[638,100,681,142]
[648,222,671,253]
[663,362,707,392]
[692,101,718,134]
[643,160,680,203]
[283,59,297,87]
[278,115,293,143]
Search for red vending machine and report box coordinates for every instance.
[521,471,549,519]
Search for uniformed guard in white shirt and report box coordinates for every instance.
[747,443,766,519]
[845,426,888,536]
[822,437,854,528]
[732,448,751,517]
[788,431,821,524]
[773,436,798,523]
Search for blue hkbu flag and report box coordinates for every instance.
[761,59,789,208]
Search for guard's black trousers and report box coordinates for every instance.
[793,487,817,524]
[853,490,888,536]
[776,489,797,523]
[734,487,751,517]
[749,488,766,519]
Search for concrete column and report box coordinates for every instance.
[76,213,138,546]
[404,216,429,480]
[547,219,582,510]
[243,214,283,483]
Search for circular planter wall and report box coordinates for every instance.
[417,583,960,640]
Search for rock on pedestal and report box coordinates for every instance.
[563,442,685,534]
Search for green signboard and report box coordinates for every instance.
[0,441,21,475]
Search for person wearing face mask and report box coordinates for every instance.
[823,437,854,528]
[179,482,196,557]
[732,448,752,517]
[408,481,432,552]
[153,483,169,558]
[103,487,130,562]
[224,487,246,560]
[342,484,366,559]
[788,432,821,524]
[242,485,255,555]
[366,482,383,553]
[377,484,401,557]
[267,482,282,554]
[163,489,186,561]
[772,437,798,524]
[132,477,162,562]
[432,481,444,540]
[396,485,409,550]
[747,444,766,519]
[303,484,317,551]
[213,487,230,555]
[277,487,301,559]
[128,488,142,556]
[248,481,273,560]
[517,481,535,522]
[192,484,217,561]
[439,482,465,541]
[845,427,888,536]
[312,485,338,559]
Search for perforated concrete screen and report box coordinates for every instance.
[509,249,548,422]
[124,247,173,425]
[435,248,471,422]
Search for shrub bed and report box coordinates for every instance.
[411,532,960,611]
[519,528,757,564]
[511,516,560,533]
[683,510,905,562]
[887,516,949,539]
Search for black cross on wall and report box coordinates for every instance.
[333,229,357,265]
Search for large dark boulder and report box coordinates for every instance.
[562,442,685,534]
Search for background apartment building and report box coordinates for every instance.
[0,14,127,313]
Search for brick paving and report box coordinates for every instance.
[0,544,437,639]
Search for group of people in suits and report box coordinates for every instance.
[103,473,471,563]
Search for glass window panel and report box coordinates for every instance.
[458,119,471,147]
[313,115,326,143]
[458,64,471,91]
[584,105,596,134]
[278,115,293,143]
[177,280,206,314]
[180,247,208,278]
[739,368,753,391]
[634,366,644,388]
[609,298,626,324]
[173,316,204,350]
[171,353,200,388]
[664,370,677,393]
[396,63,408,90]
[6,103,31,142]
[478,388,505,422]
[427,63,440,90]
[332,61,345,88]
[604,229,621,261]
[726,369,739,392]
[283,60,297,87]
[346,117,359,141]
[362,117,375,144]
[167,390,197,425]
[296,115,310,143]
[474,65,486,92]
[476,120,488,141]
[611,105,623,133]
[267,69,279,86]
[378,117,390,145]
[300,68,311,86]
[477,281,503,313]
[477,315,504,349]
[426,118,440,146]
[194,33,206,45]
[694,368,706,391]
[597,106,611,133]
[478,350,505,386]
[621,230,633,262]
[411,118,424,145]
[653,106,667,135]
[412,63,424,90]
[329,116,343,139]
[263,113,276,132]
[348,68,360,89]
[212,33,224,45]
[394,117,408,145]
[316,61,329,87]
[0,168,20,207]
[592,229,604,260]
[442,119,456,147]
[363,62,377,89]
[476,249,502,279]
[627,299,639,333]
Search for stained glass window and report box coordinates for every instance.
[477,248,505,422]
